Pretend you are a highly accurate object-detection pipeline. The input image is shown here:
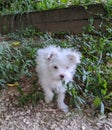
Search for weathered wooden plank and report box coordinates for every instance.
[0,13,31,33]
[0,4,109,34]
[34,19,104,33]
[30,4,105,23]
[0,15,12,33]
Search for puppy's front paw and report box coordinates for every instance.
[58,103,68,113]
[44,91,54,104]
[45,96,53,104]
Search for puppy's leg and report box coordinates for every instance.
[57,92,68,113]
[43,88,54,103]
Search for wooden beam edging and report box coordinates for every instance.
[0,4,110,34]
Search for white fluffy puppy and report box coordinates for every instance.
[36,45,81,113]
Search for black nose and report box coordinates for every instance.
[60,74,64,79]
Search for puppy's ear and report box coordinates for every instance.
[67,51,81,64]
[47,52,57,61]
[37,48,57,61]
[37,49,44,56]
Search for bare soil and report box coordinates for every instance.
[0,87,112,130]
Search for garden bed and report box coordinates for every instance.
[0,27,112,130]
[0,4,110,34]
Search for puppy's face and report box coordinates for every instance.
[46,52,80,82]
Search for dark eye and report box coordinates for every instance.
[54,66,58,69]
[66,66,69,69]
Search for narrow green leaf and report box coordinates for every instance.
[94,96,101,107]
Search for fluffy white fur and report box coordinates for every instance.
[36,45,81,113]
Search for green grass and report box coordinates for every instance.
[0,0,112,15]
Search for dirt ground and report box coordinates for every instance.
[0,88,112,130]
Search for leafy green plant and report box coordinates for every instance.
[0,40,36,88]
[66,81,85,109]
[0,0,111,15]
